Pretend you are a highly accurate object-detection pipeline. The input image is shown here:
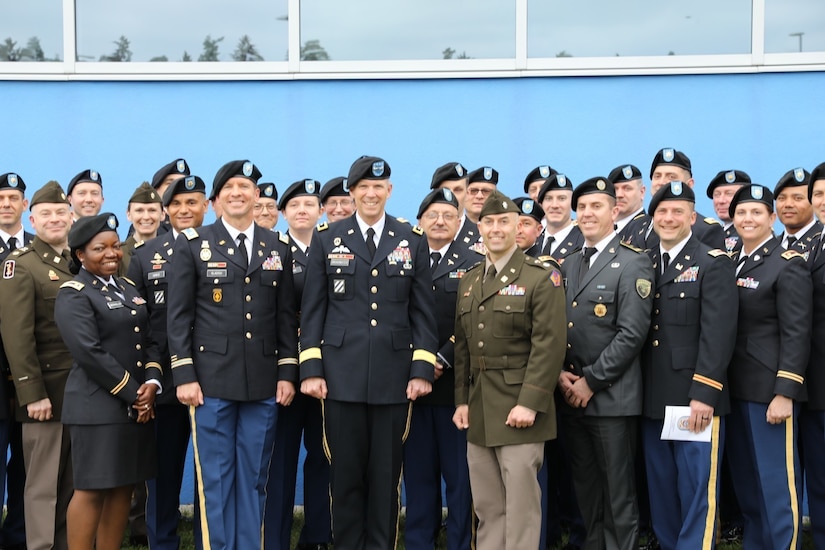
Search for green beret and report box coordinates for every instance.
[30,181,69,207]
[479,190,521,220]
[129,182,162,204]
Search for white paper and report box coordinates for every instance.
[660,406,712,442]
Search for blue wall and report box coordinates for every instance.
[2,72,824,503]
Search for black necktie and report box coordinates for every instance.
[366,228,377,259]
[7,237,16,251]
[542,235,555,256]
[237,233,248,268]
[107,282,124,300]
[661,252,670,276]
[579,247,597,285]
[430,251,442,273]
[787,235,797,249]
[736,254,748,275]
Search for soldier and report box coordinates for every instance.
[126,174,209,550]
[1,179,69,550]
[127,159,189,238]
[642,181,737,549]
[536,174,582,263]
[67,169,104,220]
[0,172,32,550]
[726,184,811,549]
[121,182,163,274]
[558,177,654,550]
[319,177,354,222]
[167,160,298,550]
[264,179,331,550]
[452,190,566,550]
[299,156,437,549]
[707,169,750,254]
[254,182,279,230]
[775,167,822,258]
[430,162,480,252]
[607,164,648,247]
[404,188,480,550]
[464,166,498,228]
[647,148,725,250]
[523,165,558,200]
[513,196,545,257]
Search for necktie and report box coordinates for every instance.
[736,254,748,276]
[542,235,555,256]
[483,263,497,293]
[366,228,377,260]
[7,237,16,251]
[661,252,670,276]
[787,235,797,249]
[430,251,442,273]
[237,233,249,268]
[107,282,124,300]
[579,247,597,285]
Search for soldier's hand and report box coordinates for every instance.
[434,361,445,381]
[568,377,594,409]
[688,399,714,433]
[177,382,204,407]
[506,405,537,428]
[559,371,580,407]
[301,377,328,399]
[276,381,296,406]
[407,377,432,401]
[27,398,53,422]
[453,405,469,430]
[767,394,793,424]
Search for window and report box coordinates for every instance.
[765,0,825,53]
[0,1,62,61]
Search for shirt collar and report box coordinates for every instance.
[660,233,692,260]
[355,212,386,240]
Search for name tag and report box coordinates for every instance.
[207,269,228,278]
[107,301,124,309]
[148,270,166,280]
[329,253,354,266]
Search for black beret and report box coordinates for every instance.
[430,162,467,189]
[257,182,278,201]
[706,169,751,198]
[513,197,544,223]
[523,165,557,193]
[537,173,574,203]
[347,156,390,188]
[128,182,162,204]
[468,166,499,185]
[607,164,642,184]
[773,167,811,197]
[648,181,695,215]
[729,184,774,218]
[210,160,262,200]
[650,148,692,179]
[572,177,615,211]
[809,162,825,202]
[417,188,459,219]
[151,159,190,189]
[162,175,206,207]
[0,173,26,193]
[479,190,520,220]
[68,212,119,251]
[68,169,102,195]
[319,177,348,202]
[30,181,69,206]
[278,179,321,210]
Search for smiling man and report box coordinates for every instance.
[774,167,821,257]
[67,170,104,221]
[536,174,582,263]
[707,169,751,254]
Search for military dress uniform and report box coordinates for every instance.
[455,216,484,254]
[779,220,823,260]
[167,218,298,550]
[642,229,738,549]
[299,210,438,550]
[644,213,725,251]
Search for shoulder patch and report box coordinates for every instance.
[396,217,410,224]
[703,217,720,225]
[121,276,136,286]
[782,249,804,260]
[620,241,643,253]
[182,227,199,240]
[412,225,423,236]
[707,249,728,257]
[2,260,15,279]
[134,240,145,249]
[316,222,329,232]
[279,232,289,244]
[60,280,85,291]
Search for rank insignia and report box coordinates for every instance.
[442,188,453,201]
[2,260,14,279]
[751,186,763,200]
[455,164,464,177]
[725,171,736,183]
[185,176,196,190]
[484,167,493,181]
[623,165,634,179]
[212,288,222,303]
[549,269,562,287]
[7,174,18,187]
[635,278,652,299]
[594,304,607,317]
[794,168,805,182]
[177,159,187,173]
[372,161,385,177]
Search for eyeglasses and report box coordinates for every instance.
[325,199,354,209]
[422,212,458,222]
[467,188,493,197]
[253,203,278,212]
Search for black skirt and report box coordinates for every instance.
[69,421,157,490]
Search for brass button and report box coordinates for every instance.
[134,326,140,333]
[245,332,252,339]
[400,270,405,275]
[505,305,511,311]
[372,269,378,277]
[655,292,660,299]
[652,340,659,347]
[131,310,137,316]
[135,344,141,350]
[655,309,660,315]
[371,319,377,327]
[246,295,251,302]
[572,301,577,308]
[245,277,251,284]
[336,268,341,274]
[246,313,252,320]
[371,286,378,294]
[653,325,659,330]
[567,343,572,349]
[568,322,573,328]
[478,323,484,330]
[477,341,484,348]
[371,303,377,310]
[199,345,205,351]
[137,361,143,367]
[679,292,685,298]
[153,280,158,286]
[214,279,219,284]
[478,305,485,312]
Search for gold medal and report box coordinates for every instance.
[212,288,222,303]
[594,304,607,317]
[200,248,212,261]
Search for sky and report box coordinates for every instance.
[0,0,823,63]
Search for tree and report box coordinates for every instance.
[442,46,470,59]
[0,38,21,61]
[100,35,132,61]
[22,37,45,61]
[300,39,329,61]
[150,55,168,62]
[232,35,264,61]
[556,50,573,57]
[182,51,192,62]
[199,35,223,61]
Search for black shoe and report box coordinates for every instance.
[4,543,28,550]
[720,525,743,544]
[639,532,660,550]
[128,534,149,546]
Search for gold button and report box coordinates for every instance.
[572,301,577,308]
[371,303,377,310]
[400,270,405,275]
[246,313,252,320]
[568,322,573,328]
[371,286,378,294]
[477,341,484,348]
[246,295,251,302]
[272,281,277,286]
[131,310,137,316]
[153,280,158,286]
[214,279,219,284]
[134,326,140,333]
[478,323,484,330]
[135,344,141,350]
[336,268,341,274]
[372,269,378,277]
[371,319,377,327]
[245,277,251,284]
[653,340,659,347]
[199,346,205,351]
[655,309,660,315]
[567,343,572,349]
[679,292,685,298]
[137,361,143,367]
[246,332,252,339]
[505,305,511,311]
[653,325,659,330]
[655,292,660,299]
[478,305,485,312]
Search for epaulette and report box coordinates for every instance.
[60,280,85,291]
[620,241,643,253]
[782,249,804,260]
[11,246,29,256]
[279,232,289,244]
[632,211,647,221]
[316,222,329,232]
[121,276,136,286]
[134,240,145,249]
[396,217,410,224]
[703,217,720,225]
[412,225,423,236]
[182,227,198,240]
[707,249,727,257]
[534,255,561,270]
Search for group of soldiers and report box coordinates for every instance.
[0,148,823,550]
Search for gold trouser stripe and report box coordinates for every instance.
[393,403,413,550]
[786,414,800,550]
[110,371,130,395]
[702,418,721,549]
[320,399,333,538]
[189,405,212,550]
[412,349,436,365]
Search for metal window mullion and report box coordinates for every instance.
[752,0,766,65]
[289,0,301,72]
[63,0,77,73]
[515,0,528,69]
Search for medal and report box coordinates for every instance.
[594,304,607,317]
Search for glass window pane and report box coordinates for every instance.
[0,1,62,61]
[766,0,825,53]
[300,0,515,61]
[76,0,288,62]
[528,1,751,58]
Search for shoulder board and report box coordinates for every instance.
[703,217,720,225]
[316,222,329,232]
[466,262,484,273]
[471,247,485,256]
[537,255,555,262]
[633,212,647,221]
[528,256,558,270]
[121,276,136,286]
[182,227,198,240]
[12,246,30,256]
[707,249,728,257]
[60,280,85,291]
[572,220,579,226]
[782,249,804,260]
[412,225,423,236]
[620,241,643,253]
[396,217,410,224]
[279,232,290,244]
[134,240,145,249]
